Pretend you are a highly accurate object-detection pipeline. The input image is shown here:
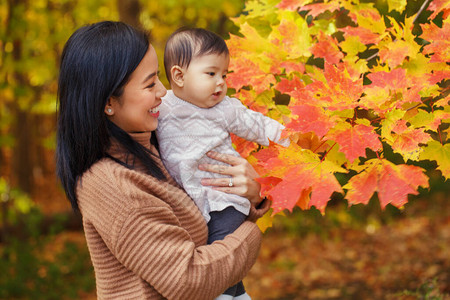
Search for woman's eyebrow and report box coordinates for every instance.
[141,71,159,84]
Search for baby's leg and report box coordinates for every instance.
[208,206,247,297]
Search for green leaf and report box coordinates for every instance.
[419,140,450,179]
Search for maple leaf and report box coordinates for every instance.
[227,56,276,94]
[390,120,432,161]
[299,2,341,17]
[419,140,450,179]
[306,63,364,111]
[280,60,305,75]
[288,131,330,153]
[271,13,312,59]
[344,159,429,209]
[233,89,269,115]
[367,68,408,89]
[427,0,450,20]
[309,169,343,213]
[286,104,335,138]
[434,94,449,108]
[263,165,314,214]
[407,109,450,131]
[387,0,407,12]
[340,26,382,45]
[328,122,382,163]
[421,20,450,63]
[310,31,344,64]
[276,0,311,11]
[274,76,309,105]
[378,40,413,69]
[427,70,450,85]
[256,209,285,233]
[348,7,386,34]
[231,133,258,158]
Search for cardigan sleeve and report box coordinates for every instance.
[226,97,289,147]
[113,205,262,300]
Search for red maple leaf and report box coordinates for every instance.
[309,170,343,213]
[310,32,343,64]
[427,0,450,20]
[367,68,408,90]
[345,159,429,209]
[306,63,364,110]
[428,70,450,85]
[299,2,341,17]
[329,123,382,163]
[286,104,335,138]
[421,21,450,63]
[275,0,305,11]
[264,165,313,214]
[391,120,431,154]
[340,26,381,45]
[378,41,411,69]
[274,77,309,105]
[227,57,276,94]
[230,133,258,158]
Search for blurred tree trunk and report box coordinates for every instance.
[6,0,35,194]
[117,0,143,29]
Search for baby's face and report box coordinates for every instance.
[179,53,229,108]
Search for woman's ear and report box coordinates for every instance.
[170,65,184,88]
[104,98,115,116]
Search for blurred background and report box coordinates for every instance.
[0,0,449,299]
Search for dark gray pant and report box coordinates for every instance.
[207,206,247,296]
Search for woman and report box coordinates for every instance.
[56,21,269,300]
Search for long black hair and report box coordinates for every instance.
[56,21,165,211]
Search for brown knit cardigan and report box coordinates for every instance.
[76,132,268,299]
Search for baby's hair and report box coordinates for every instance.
[164,27,229,83]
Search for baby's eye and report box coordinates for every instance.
[207,72,215,76]
[146,83,156,89]
[222,74,227,79]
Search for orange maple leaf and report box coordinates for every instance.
[391,120,431,158]
[275,0,307,11]
[233,89,269,115]
[329,123,382,163]
[345,159,429,209]
[367,68,408,89]
[421,21,450,63]
[286,104,335,138]
[299,2,340,17]
[306,63,364,111]
[227,57,276,94]
[340,26,381,45]
[310,32,344,64]
[378,41,411,69]
[427,0,450,20]
[231,133,258,158]
[274,77,308,105]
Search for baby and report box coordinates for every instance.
[156,28,287,300]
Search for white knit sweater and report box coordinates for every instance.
[156,90,285,222]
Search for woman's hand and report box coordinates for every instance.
[199,151,263,207]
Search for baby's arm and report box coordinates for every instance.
[226,97,289,147]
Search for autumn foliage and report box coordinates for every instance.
[226,0,449,225]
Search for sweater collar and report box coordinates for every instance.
[107,131,156,169]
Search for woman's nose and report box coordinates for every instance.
[157,80,167,98]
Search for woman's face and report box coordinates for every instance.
[106,45,167,133]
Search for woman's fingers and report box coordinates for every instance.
[201,177,237,187]
[205,151,244,166]
[198,163,233,176]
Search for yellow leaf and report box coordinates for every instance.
[340,35,366,57]
[420,140,450,179]
[387,0,407,12]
